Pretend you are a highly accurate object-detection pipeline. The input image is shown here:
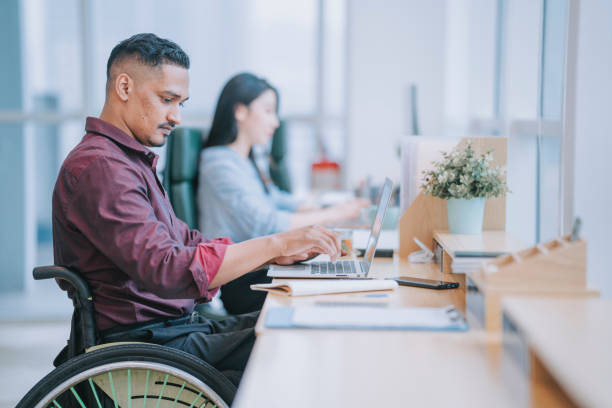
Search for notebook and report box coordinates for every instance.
[268,177,393,279]
[250,279,398,296]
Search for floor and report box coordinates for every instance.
[0,274,73,407]
[0,319,70,407]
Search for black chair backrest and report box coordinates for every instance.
[162,128,206,230]
[33,265,98,358]
[269,120,291,192]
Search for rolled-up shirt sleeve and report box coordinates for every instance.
[67,156,226,300]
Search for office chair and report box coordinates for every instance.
[269,120,292,192]
[162,127,204,230]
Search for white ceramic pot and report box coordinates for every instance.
[446,197,485,234]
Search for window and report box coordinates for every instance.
[0,0,347,295]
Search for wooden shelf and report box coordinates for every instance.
[466,235,598,332]
[433,230,526,258]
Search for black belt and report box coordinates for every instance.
[101,310,200,343]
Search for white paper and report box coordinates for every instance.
[292,305,460,329]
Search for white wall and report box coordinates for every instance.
[502,0,542,246]
[444,0,497,138]
[346,0,447,186]
[573,0,612,297]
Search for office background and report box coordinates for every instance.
[1,0,611,313]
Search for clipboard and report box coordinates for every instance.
[265,305,469,331]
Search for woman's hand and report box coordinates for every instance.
[330,198,371,220]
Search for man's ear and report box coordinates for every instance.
[115,73,132,102]
[234,103,248,122]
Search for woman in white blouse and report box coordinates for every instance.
[198,72,368,243]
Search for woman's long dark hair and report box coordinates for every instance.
[204,72,279,193]
[205,72,279,148]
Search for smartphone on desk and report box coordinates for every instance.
[390,276,459,290]
[357,248,394,258]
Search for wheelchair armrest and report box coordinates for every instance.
[33,265,93,305]
[34,265,99,352]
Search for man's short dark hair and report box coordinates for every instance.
[106,33,190,80]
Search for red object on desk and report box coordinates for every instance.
[311,158,341,190]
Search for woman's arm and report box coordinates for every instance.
[288,198,370,230]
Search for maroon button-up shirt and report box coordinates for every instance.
[53,117,230,331]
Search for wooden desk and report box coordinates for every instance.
[234,258,516,407]
[234,330,514,407]
[502,297,612,408]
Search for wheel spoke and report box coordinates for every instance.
[128,369,132,408]
[88,378,103,408]
[170,381,187,407]
[188,392,202,408]
[109,371,119,408]
[69,386,86,408]
[155,374,169,408]
[142,369,151,408]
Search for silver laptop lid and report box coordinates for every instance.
[362,178,393,275]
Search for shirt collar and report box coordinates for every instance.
[85,117,158,165]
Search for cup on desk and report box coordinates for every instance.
[332,228,354,257]
[361,206,401,230]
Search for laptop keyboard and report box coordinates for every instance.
[310,260,363,275]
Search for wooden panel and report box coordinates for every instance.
[530,351,579,408]
[398,193,447,257]
[503,298,612,408]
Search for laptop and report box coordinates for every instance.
[268,178,393,279]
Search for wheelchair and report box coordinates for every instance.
[17,266,237,408]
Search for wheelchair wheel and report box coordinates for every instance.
[17,343,236,408]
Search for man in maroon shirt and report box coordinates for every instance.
[52,33,341,385]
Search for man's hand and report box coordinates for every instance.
[212,225,342,287]
[271,250,319,265]
[271,225,341,263]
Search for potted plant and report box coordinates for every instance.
[421,142,509,234]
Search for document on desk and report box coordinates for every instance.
[251,279,398,296]
[265,305,468,331]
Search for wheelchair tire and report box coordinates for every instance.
[16,343,236,408]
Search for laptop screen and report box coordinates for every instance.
[362,178,393,274]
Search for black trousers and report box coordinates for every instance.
[220,267,272,315]
[101,310,259,386]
